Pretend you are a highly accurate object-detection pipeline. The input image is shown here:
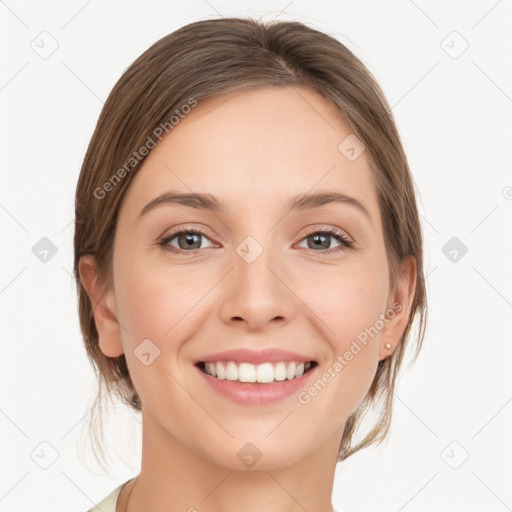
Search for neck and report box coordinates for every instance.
[120,408,342,512]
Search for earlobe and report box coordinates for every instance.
[379,255,417,360]
[78,254,124,358]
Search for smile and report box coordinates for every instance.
[196,360,317,384]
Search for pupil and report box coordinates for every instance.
[179,233,200,249]
[311,234,329,249]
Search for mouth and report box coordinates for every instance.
[195,360,318,384]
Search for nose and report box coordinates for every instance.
[218,239,295,331]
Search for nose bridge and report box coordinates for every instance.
[234,232,283,293]
[221,232,292,326]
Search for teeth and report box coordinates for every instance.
[201,360,313,383]
[226,361,238,381]
[286,362,296,380]
[274,362,287,381]
[216,362,226,380]
[207,362,217,377]
[240,362,256,382]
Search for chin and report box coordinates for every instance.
[203,439,309,471]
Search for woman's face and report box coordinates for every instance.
[82,86,415,470]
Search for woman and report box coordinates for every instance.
[75,16,427,512]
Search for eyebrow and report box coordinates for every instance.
[138,190,371,221]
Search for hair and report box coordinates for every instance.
[73,16,428,468]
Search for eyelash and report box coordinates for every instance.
[158,225,354,255]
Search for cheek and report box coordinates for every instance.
[112,255,198,409]
[310,262,389,348]
[113,251,220,353]
[113,240,178,327]
[296,268,387,422]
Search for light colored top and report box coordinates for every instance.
[87,479,342,512]
[87,479,131,512]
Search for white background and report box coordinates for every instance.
[1,1,511,511]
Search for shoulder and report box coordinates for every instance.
[86,479,131,512]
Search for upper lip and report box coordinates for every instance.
[194,348,316,365]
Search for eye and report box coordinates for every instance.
[296,227,353,254]
[158,225,354,255]
[158,226,215,254]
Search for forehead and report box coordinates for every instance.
[119,86,380,226]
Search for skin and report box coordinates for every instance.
[80,86,416,512]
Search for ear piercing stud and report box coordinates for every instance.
[385,343,392,350]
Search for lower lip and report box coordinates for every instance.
[195,364,317,405]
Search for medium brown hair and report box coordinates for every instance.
[74,16,427,467]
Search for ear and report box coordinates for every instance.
[378,254,417,361]
[78,254,124,358]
